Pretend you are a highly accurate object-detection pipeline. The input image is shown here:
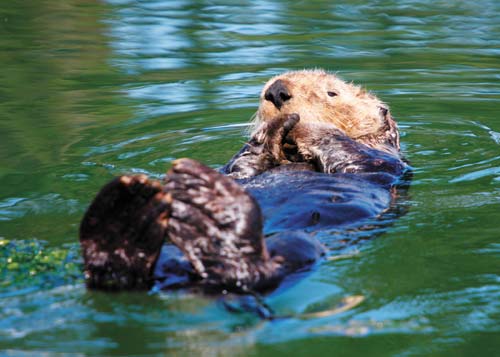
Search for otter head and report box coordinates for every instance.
[255,69,400,154]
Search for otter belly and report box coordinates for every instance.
[241,170,396,235]
[153,169,399,290]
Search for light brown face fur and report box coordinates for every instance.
[254,69,400,154]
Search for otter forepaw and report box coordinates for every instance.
[252,113,300,160]
[285,122,346,165]
[80,175,170,290]
[223,114,301,179]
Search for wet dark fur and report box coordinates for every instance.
[80,112,407,293]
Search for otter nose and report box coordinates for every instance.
[264,79,291,109]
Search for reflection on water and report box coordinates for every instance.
[0,0,500,355]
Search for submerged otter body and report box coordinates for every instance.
[80,69,409,294]
[245,169,396,233]
[152,163,405,291]
[151,132,406,292]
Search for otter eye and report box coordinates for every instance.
[327,91,337,97]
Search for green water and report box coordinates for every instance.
[1,0,499,355]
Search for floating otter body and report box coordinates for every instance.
[80,70,408,293]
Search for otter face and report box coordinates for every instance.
[256,69,400,153]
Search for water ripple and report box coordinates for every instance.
[0,195,80,222]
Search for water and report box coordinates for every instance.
[1,0,499,355]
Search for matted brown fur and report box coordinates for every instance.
[254,69,400,155]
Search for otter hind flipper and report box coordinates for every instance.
[79,175,170,291]
[165,158,282,292]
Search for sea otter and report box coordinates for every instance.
[79,69,408,293]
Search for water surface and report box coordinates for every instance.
[1,0,499,355]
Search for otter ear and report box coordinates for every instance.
[378,106,400,151]
[378,106,388,117]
